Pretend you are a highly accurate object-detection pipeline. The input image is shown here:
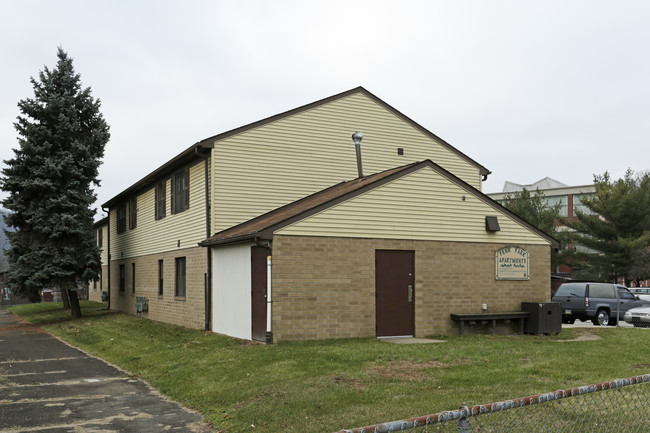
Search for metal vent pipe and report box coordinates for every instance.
[352,131,364,178]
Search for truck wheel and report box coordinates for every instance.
[592,309,609,326]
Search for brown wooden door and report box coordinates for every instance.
[251,246,268,342]
[376,250,415,337]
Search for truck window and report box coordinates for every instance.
[555,283,586,297]
[588,283,615,298]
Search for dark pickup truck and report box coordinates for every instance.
[552,282,649,326]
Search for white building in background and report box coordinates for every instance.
[488,178,596,221]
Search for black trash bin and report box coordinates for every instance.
[521,302,562,334]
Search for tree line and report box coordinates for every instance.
[501,171,650,286]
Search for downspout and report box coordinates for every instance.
[101,206,111,310]
[266,253,272,344]
[196,144,212,331]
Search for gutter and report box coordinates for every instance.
[194,144,212,331]
[101,206,110,310]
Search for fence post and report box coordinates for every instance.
[457,403,470,433]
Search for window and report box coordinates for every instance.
[97,228,103,248]
[155,181,166,220]
[573,194,596,216]
[129,197,137,229]
[175,257,186,297]
[171,169,189,214]
[158,260,164,296]
[619,289,635,300]
[119,264,125,293]
[545,195,568,217]
[131,263,136,294]
[588,283,615,299]
[117,204,127,234]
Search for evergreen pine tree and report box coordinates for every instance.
[0,48,110,317]
[564,170,650,284]
[501,188,564,270]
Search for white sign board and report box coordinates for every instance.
[496,247,529,280]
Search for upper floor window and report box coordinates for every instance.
[545,195,568,217]
[129,197,137,230]
[573,194,596,216]
[97,227,103,248]
[171,169,189,214]
[155,181,166,220]
[117,204,127,234]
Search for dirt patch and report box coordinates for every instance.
[0,321,42,333]
[557,330,603,342]
[629,363,650,369]
[369,360,451,381]
[331,375,365,390]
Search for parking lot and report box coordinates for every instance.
[563,319,636,328]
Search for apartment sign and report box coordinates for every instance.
[496,247,529,280]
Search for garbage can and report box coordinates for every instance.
[521,302,562,334]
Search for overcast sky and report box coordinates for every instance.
[2,1,649,219]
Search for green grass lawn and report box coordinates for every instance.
[7,301,650,432]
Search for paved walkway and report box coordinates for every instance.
[0,309,213,433]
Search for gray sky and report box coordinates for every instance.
[2,0,649,219]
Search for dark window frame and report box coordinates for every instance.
[131,263,136,294]
[119,264,126,293]
[171,169,190,215]
[175,257,186,298]
[158,260,164,296]
[117,204,127,234]
[97,228,103,248]
[129,197,137,230]
[155,181,166,220]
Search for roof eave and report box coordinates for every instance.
[103,141,213,209]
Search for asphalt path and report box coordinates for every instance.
[0,309,213,433]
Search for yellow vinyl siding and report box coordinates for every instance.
[111,162,207,259]
[99,225,108,264]
[211,91,482,232]
[276,167,551,245]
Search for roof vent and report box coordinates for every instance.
[352,131,364,178]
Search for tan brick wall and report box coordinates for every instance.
[271,235,550,341]
[109,246,207,329]
[88,265,109,303]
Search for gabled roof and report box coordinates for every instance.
[103,86,490,208]
[200,160,558,248]
[197,87,490,178]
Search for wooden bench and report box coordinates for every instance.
[450,312,529,335]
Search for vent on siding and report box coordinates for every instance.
[485,216,500,232]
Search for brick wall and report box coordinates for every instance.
[271,235,551,341]
[109,246,207,329]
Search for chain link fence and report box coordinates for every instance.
[335,374,650,433]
